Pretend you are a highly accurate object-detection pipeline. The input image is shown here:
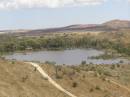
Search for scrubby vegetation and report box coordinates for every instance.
[0,30,130,57]
[41,61,130,97]
[0,54,130,97]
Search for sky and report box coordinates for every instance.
[0,0,129,30]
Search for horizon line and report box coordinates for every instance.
[0,19,130,31]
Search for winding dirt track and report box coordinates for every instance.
[26,62,78,97]
[26,62,130,97]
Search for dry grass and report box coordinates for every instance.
[0,58,130,97]
[0,59,69,97]
[41,63,130,97]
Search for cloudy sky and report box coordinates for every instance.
[0,0,129,30]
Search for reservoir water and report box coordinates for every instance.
[5,49,129,65]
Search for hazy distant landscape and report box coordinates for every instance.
[1,19,130,35]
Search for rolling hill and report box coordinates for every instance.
[1,19,130,36]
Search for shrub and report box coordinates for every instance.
[21,75,28,83]
[117,64,120,68]
[89,88,94,92]
[11,61,15,64]
[100,75,106,81]
[45,61,56,65]
[119,60,124,64]
[90,66,96,71]
[95,85,101,90]
[81,60,86,65]
[110,65,115,69]
[72,82,78,88]
[55,75,62,79]
[82,74,86,78]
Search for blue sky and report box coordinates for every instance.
[0,0,129,30]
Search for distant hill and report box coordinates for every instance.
[102,19,130,29]
[1,19,130,36]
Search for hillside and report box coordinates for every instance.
[103,19,130,29]
[0,59,69,97]
[0,59,130,97]
[1,19,130,36]
[41,63,130,97]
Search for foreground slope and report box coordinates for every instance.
[41,63,130,97]
[0,59,130,97]
[0,59,69,97]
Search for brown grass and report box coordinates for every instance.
[0,58,130,97]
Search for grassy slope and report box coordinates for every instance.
[0,59,69,97]
[41,63,130,97]
[0,59,130,97]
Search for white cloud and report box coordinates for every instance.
[0,0,106,9]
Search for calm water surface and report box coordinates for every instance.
[5,49,129,65]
